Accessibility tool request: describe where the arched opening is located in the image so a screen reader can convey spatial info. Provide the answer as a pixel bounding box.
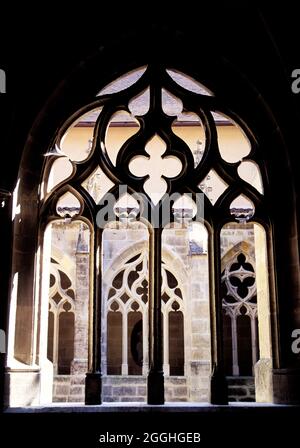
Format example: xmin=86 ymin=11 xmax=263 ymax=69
xmin=220 ymin=222 xmax=272 ymax=402
xmin=5 ymin=30 xmax=286 ymax=407
xmin=103 ymin=241 xmax=191 ymax=402
xmin=40 ymin=221 xmax=91 ymax=402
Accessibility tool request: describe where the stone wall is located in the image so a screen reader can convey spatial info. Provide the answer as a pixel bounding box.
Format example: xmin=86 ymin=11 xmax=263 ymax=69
xmin=52 ymin=375 xmax=255 ymax=403
xmin=80 ymin=372 xmax=253 ymax=404
xmin=53 ymin=375 xmax=72 ymax=402
xmin=227 ymin=377 xmax=255 ymax=402
xmin=53 ymin=373 xmax=86 ymax=403
xmin=53 ymin=375 xmax=190 ymax=403
xmin=188 ymin=253 xmax=210 ymax=402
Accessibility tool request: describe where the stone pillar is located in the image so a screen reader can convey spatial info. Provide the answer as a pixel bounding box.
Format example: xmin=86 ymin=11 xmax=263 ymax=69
xmin=163 ymin=312 xmax=170 ymax=376
xmin=188 ymin=254 xmax=211 ymax=402
xmin=147 ymin=227 xmax=164 ymax=404
xmin=121 ymin=313 xmax=128 ymax=375
xmin=39 ymin=224 xmax=54 ymax=404
xmin=68 ymin=225 xmax=89 ymax=402
xmin=72 ymin=226 xmax=89 ymax=376
xmin=231 ymin=317 xmax=239 ymax=375
xmin=5 ymin=175 xmax=42 ymax=406
xmin=85 ymin=228 xmax=102 ymax=404
xmin=269 ymin=172 xmax=300 ymax=404
xmin=272 ymin=368 xmax=300 ymax=404
xmin=209 ymin=228 xmax=228 ymax=404
xmin=254 ymin=224 xmax=274 ymax=402
xmin=0 ymin=189 xmax=12 ymax=410
xmin=11 ymin=179 xmax=39 ymax=366
xmin=142 ymin=310 xmax=149 ymax=375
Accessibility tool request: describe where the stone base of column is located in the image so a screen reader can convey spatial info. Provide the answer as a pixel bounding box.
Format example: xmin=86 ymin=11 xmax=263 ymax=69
xmin=4 ymin=368 xmax=41 ymax=406
xmin=85 ymin=372 xmax=102 ymax=405
xmin=254 ymin=358 xmax=273 ymax=402
xmin=210 ymin=365 xmax=228 ymax=404
xmin=189 ymin=361 xmax=210 ymax=402
xmin=272 ymin=367 xmax=300 ymax=404
xmin=147 ymin=370 xmax=164 ymax=404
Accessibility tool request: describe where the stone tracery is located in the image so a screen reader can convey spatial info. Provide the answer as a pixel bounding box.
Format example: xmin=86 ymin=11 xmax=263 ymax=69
xmin=222 ymin=251 xmax=258 ymax=376
xmin=106 ymin=250 xmax=184 ymax=377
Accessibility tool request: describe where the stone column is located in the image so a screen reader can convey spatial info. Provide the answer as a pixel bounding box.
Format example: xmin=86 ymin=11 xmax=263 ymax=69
xmin=254 ymin=224 xmax=274 ymax=402
xmin=147 ymin=227 xmax=164 ymax=404
xmin=121 ymin=313 xmax=128 ymax=375
xmin=5 ymin=177 xmax=42 ymax=406
xmin=0 ymin=189 xmax=12 ymax=410
xmin=209 ymin=227 xmax=228 ymax=404
xmin=69 ymin=225 xmax=90 ymax=402
xmin=85 ymin=228 xmax=102 ymax=404
xmin=163 ymin=312 xmax=170 ymax=376
xmin=231 ymin=317 xmax=239 ymax=375
xmin=142 ymin=310 xmax=149 ymax=375
xmin=39 ymin=224 xmax=54 ymax=404
xmin=72 ymin=226 xmax=89 ymax=377
xmin=267 ymin=165 xmax=300 ymax=404
xmin=188 ymin=253 xmax=211 ymax=402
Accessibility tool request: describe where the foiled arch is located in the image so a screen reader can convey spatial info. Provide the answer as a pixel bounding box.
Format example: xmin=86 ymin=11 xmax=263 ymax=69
xmin=221 ymin=241 xmax=255 ymax=273
xmin=104 ymin=239 xmax=189 ymax=297
xmin=104 ymin=240 xmax=147 ymax=287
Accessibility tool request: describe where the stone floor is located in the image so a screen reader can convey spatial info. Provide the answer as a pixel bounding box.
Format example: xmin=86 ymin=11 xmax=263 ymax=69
xmin=3 ymin=403 xmax=299 ymax=447
xmin=5 ymin=402 xmax=300 ymax=412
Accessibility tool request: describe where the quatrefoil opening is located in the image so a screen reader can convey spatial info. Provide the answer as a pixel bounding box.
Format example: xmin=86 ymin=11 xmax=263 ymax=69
xmin=129 ymin=135 xmax=182 ymax=205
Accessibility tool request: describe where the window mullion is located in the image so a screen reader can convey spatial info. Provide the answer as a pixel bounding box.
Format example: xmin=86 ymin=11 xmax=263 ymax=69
xmin=147 ymin=226 xmax=164 ymax=404
xmin=85 ymin=226 xmax=102 ymax=404
xmin=210 ymin=226 xmax=228 ymax=404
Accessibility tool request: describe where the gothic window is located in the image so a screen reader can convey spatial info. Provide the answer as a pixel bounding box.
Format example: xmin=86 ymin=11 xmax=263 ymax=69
xmin=43 ymin=219 xmax=90 ymax=401
xmin=40 ymin=63 xmax=272 ymax=405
